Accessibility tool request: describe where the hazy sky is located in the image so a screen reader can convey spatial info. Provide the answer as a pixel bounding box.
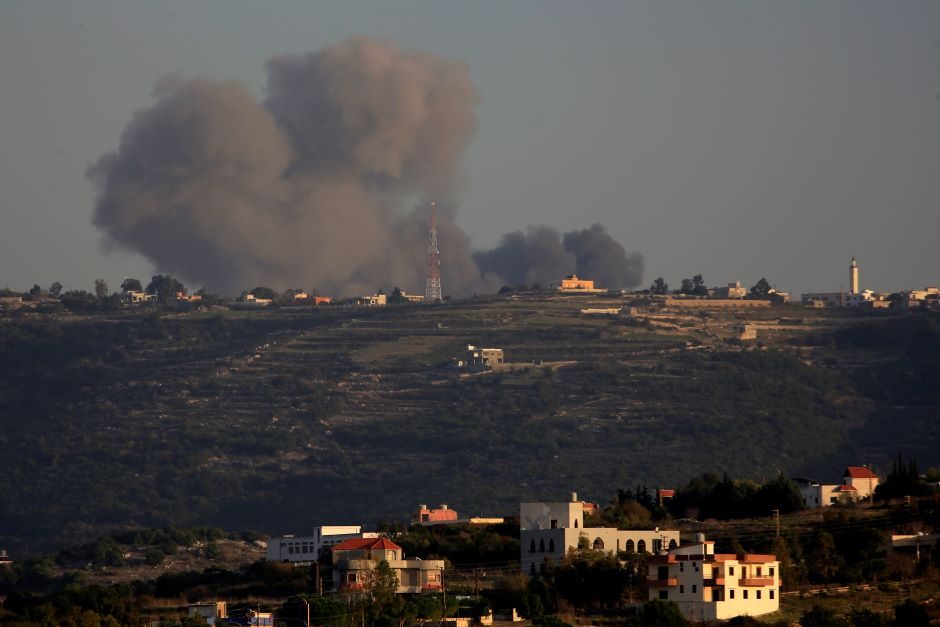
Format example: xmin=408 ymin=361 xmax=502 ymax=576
xmin=2 ymin=1 xmax=938 ymax=295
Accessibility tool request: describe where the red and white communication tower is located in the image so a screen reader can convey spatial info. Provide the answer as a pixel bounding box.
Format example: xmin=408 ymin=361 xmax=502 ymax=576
xmin=425 ymin=202 xmax=442 ymax=303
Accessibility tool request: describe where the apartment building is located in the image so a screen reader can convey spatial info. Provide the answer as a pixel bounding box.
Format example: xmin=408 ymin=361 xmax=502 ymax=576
xmin=647 ymin=536 xmax=780 ymax=621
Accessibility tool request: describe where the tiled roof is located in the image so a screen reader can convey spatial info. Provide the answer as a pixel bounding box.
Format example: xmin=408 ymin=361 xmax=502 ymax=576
xmin=845 ymin=466 xmax=878 ymax=479
xmin=836 ymin=484 xmax=858 ymax=492
xmin=332 ymin=537 xmax=401 ymax=552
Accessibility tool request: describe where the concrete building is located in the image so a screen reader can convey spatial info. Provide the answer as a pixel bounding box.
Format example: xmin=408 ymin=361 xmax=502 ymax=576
xmin=793 ymin=466 xmax=879 ymax=508
xmin=801 ymin=291 xmax=844 ymax=308
xmin=732 ymin=324 xmax=757 ymax=341
xmin=266 ymin=525 xmax=379 ymax=563
xmin=716 ymin=282 xmax=748 ymax=299
xmin=648 ymin=536 xmax=780 ymax=621
xmin=520 ymin=492 xmax=679 ymax=574
xmin=188 ymin=602 xmax=227 ymax=623
xmin=332 ymin=537 xmax=445 ymax=594
xmin=557 ymin=275 xmax=605 ymax=293
xmin=458 ymin=345 xmax=504 ymax=371
xmin=414 ymin=504 xmax=459 ymax=524
xmin=359 ymin=293 xmax=387 ymax=306
xmin=123 ymin=290 xmax=157 ymax=304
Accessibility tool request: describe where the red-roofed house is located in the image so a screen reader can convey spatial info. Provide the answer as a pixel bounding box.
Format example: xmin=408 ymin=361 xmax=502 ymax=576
xmin=332 ymin=537 xmax=445 ymax=594
xmin=843 ymin=466 xmax=879 ymax=501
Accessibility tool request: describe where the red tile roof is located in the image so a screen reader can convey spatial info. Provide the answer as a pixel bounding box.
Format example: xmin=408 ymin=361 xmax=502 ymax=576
xmin=845 ymin=466 xmax=878 ymax=479
xmin=836 ymin=484 xmax=858 ymax=492
xmin=332 ymin=537 xmax=401 ymax=552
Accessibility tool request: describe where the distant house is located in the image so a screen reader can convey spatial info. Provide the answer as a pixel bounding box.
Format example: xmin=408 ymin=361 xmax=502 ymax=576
xmin=520 ymin=492 xmax=679 ymax=575
xmin=358 ymin=293 xmax=387 ymax=306
xmin=716 ymin=282 xmax=748 ymax=299
xmin=412 ymin=504 xmax=505 ymax=527
xmin=266 ymin=525 xmax=379 ymax=563
xmin=793 ymin=466 xmax=879 ymax=508
xmin=331 ymin=537 xmax=445 ymax=594
xmin=175 ymin=291 xmax=202 ymax=303
xmin=0 ymin=549 xmax=12 ymax=565
xmin=732 ymin=324 xmax=757 ymax=341
xmin=558 ymin=275 xmax=605 ymax=293
xmin=188 ymin=602 xmax=227 ymax=623
xmin=458 ymin=345 xmax=504 ymax=371
xmin=648 ymin=535 xmax=780 ymax=621
xmin=123 ymin=290 xmax=156 ymax=304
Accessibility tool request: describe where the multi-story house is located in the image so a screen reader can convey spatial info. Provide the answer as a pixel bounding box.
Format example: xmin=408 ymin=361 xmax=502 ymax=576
xmin=647 ymin=536 xmax=780 ymax=621
xmin=332 ymin=537 xmax=445 ymax=594
xmin=520 ymin=492 xmax=679 ymax=574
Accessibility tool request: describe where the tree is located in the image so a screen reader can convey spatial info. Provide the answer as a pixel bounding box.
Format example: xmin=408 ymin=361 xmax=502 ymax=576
xmin=807 ymin=530 xmax=842 ymax=584
xmin=121 ymin=278 xmax=142 ymax=293
xmin=649 ymin=277 xmax=669 ymax=295
xmin=388 ymin=287 xmax=407 ymax=304
xmin=146 ymin=275 xmax=186 ymax=304
xmin=750 ymin=277 xmax=772 ymax=298
xmin=679 ymin=278 xmax=694 ymax=294
xmin=848 ymin=608 xmax=886 ymax=627
xmin=48 ymin=281 xmax=63 ymax=297
xmin=891 ymin=599 xmax=928 ymax=627
xmin=629 ymin=599 xmax=688 ymax=627
xmin=28 ymin=284 xmax=42 ymax=297
xmin=692 ymin=274 xmax=707 ymax=295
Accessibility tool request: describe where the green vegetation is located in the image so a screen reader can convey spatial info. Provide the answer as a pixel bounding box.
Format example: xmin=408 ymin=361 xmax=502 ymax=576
xmin=0 ymin=297 xmax=938 ymax=556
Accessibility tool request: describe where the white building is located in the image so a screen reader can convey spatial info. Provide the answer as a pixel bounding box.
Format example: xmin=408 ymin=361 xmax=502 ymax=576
xmin=266 ymin=525 xmax=379 ymax=563
xmin=648 ymin=536 xmax=780 ymax=621
xmin=717 ymin=282 xmax=748 ymax=299
xmin=793 ymin=466 xmax=879 ymax=508
xmin=520 ymin=492 xmax=679 ymax=575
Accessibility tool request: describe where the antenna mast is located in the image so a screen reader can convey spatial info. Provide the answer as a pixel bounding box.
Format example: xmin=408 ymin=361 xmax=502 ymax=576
xmin=425 ymin=202 xmax=442 ymax=303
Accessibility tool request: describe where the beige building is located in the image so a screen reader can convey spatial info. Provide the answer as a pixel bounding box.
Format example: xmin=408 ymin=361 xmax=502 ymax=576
xmin=266 ymin=525 xmax=379 ymax=563
xmin=188 ymin=602 xmax=227 ymax=623
xmin=648 ymin=537 xmax=780 ymax=621
xmin=732 ymin=324 xmax=757 ymax=341
xmin=459 ymin=345 xmax=504 ymax=370
xmin=332 ymin=537 xmax=445 ymax=594
xmin=520 ymin=493 xmax=679 ymax=574
xmin=716 ymin=282 xmax=748 ymax=299
xmin=794 ymin=466 xmax=879 ymax=508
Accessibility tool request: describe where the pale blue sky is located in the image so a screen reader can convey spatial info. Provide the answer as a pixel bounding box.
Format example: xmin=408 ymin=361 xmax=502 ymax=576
xmin=2 ymin=1 xmax=938 ymax=294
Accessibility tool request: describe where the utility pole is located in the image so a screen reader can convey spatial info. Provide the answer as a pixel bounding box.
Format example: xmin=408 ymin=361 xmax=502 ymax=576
xmin=301 ymin=598 xmax=310 ymax=627
xmin=474 ymin=568 xmax=479 ymax=599
xmin=440 ymin=567 xmax=447 ymax=627
xmin=772 ymin=509 xmax=780 ymax=538
xmin=314 ymin=562 xmax=322 ymax=596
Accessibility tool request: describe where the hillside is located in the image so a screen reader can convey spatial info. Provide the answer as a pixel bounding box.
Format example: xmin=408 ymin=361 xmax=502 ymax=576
xmin=1 ymin=296 xmax=938 ymax=551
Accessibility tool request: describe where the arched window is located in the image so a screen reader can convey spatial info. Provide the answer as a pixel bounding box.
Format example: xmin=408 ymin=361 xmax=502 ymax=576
xmin=530 ymin=539 xmax=536 ymax=553
xmin=574 ymin=519 xmax=579 ymax=528
xmin=539 ymin=539 xmax=545 ymax=552
xmin=593 ymin=537 xmax=605 ymax=550
xmin=549 ymin=538 xmax=555 ymax=552
xmin=637 ymin=539 xmax=647 ymax=553
xmin=530 ymin=562 xmax=536 ymax=576
xmin=669 ymin=539 xmax=678 ymax=550
xmin=625 ymin=539 xmax=635 ymax=553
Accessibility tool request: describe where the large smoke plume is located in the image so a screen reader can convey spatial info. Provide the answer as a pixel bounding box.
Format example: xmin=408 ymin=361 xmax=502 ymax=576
xmin=89 ymin=37 xmax=643 ymax=295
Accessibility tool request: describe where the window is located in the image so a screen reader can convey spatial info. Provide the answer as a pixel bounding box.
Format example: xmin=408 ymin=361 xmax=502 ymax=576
xmin=530 ymin=539 xmax=536 ymax=553
xmin=770 ymin=567 xmax=775 ymax=577
xmin=669 ymin=539 xmax=678 ymax=549
xmin=574 ymin=520 xmax=579 ymax=528
xmin=347 ymin=573 xmax=357 ymax=583
xmin=743 ymin=590 xmax=749 ymax=599
xmin=530 ymin=563 xmax=536 ymax=575
xmin=288 ymin=546 xmax=294 ymax=554
xmin=625 ymin=539 xmax=635 ymax=553
xmin=387 ymin=550 xmax=395 ymax=561
xmin=693 ymin=561 xmax=698 ymax=571
xmin=549 ymin=539 xmax=555 ymax=552
xmin=692 ymin=585 xmax=697 ymax=593
xmin=729 ymin=566 xmax=735 ymax=576
xmin=680 ymin=585 xmax=684 ymax=593
xmin=427 ymin=572 xmax=440 ymax=582
xmin=593 ymin=537 xmax=605 ymax=550
xmin=730 ymin=590 xmax=735 ymax=599
xmin=757 ymin=590 xmax=761 ymax=599
xmin=539 ymin=539 xmax=545 ymax=553
xmin=770 ymin=590 xmax=775 ymax=600
xmin=756 ymin=567 xmax=762 ymax=576
xmin=659 ymin=591 xmax=668 ymax=600
xmin=637 ymin=540 xmax=646 ymax=553
xmin=679 ymin=562 xmax=684 ymax=572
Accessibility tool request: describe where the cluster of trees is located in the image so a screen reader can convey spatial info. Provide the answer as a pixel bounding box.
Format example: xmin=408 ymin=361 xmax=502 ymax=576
xmin=666 ymin=473 xmax=804 ymax=520
xmin=647 ymin=275 xmax=773 ymax=297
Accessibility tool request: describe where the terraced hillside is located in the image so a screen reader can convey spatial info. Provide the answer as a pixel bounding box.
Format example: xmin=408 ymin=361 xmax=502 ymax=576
xmin=1 ymin=297 xmax=938 ymax=551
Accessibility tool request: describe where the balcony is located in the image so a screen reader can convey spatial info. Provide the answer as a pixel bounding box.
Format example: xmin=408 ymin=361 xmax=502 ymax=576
xmin=647 ymin=578 xmax=679 ymax=588
xmin=740 ymin=577 xmax=775 ymax=587
xmin=702 ymin=577 xmax=725 ymax=587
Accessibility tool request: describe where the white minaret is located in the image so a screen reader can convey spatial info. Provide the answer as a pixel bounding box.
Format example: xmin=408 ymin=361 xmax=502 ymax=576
xmin=849 ymin=257 xmax=859 ymax=295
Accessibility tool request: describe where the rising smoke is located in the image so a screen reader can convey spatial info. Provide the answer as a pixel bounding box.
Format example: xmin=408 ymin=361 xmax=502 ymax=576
xmin=89 ymin=37 xmax=642 ymax=295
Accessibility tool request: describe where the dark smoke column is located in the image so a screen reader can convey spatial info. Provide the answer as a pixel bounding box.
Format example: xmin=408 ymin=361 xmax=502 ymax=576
xmin=425 ymin=202 xmax=442 ymax=302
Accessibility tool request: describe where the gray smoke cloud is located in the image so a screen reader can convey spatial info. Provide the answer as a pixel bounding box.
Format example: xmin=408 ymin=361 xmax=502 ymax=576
xmin=89 ymin=37 xmax=642 ymax=296
xmin=474 ymin=224 xmax=643 ymax=289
